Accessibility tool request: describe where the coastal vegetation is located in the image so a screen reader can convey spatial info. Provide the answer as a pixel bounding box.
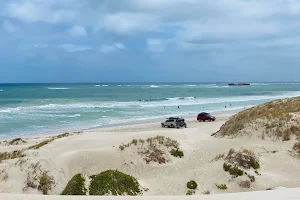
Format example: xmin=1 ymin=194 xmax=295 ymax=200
xmin=216 ymin=184 xmax=227 ymax=190
xmin=186 ymin=180 xmax=197 ymax=195
xmin=9 ymin=138 xmax=27 ymax=145
xmin=89 ymin=170 xmax=142 ymax=196
xmin=61 ymin=174 xmax=87 ymax=195
xmin=170 ymin=149 xmax=184 ymax=158
xmin=225 ymin=149 xmax=260 ymax=170
xmin=211 ymin=153 xmax=225 ymax=162
xmin=214 ymin=97 xmax=300 ymax=141
xmin=187 ymin=180 xmax=198 ymax=189
xmin=0 ymin=132 xmax=82 ymax=163
xmin=186 ymin=190 xmax=195 ymax=195
xmin=222 ymin=149 xmax=259 ymax=184
xmin=119 ymin=136 xmax=184 ymax=164
xmin=293 ymin=142 xmax=300 ymax=157
xmin=24 ymin=162 xmax=55 ymax=195
xmin=239 ymin=180 xmax=251 ymax=188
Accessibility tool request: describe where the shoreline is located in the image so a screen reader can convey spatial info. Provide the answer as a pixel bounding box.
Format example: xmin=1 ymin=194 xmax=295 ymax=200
xmin=0 ymin=98 xmax=300 ymax=196
xmin=0 ymin=108 xmax=243 ymax=141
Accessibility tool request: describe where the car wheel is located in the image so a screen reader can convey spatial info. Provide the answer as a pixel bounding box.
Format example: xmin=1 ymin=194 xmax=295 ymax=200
xmin=170 ymin=125 xmax=174 ymax=128
xmin=177 ymin=126 xmax=179 ymax=129
xmin=185 ymin=125 xmax=187 ymax=128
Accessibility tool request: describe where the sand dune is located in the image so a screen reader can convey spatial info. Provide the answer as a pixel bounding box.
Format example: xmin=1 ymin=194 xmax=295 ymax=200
xmin=0 ymin=111 xmax=300 ymax=197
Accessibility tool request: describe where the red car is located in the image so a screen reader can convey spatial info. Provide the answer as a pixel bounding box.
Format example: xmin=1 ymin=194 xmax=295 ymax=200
xmin=197 ymin=112 xmax=216 ymax=122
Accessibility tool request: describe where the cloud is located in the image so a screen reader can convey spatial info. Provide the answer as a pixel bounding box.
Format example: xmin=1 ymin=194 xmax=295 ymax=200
xmin=101 ymin=12 xmax=159 ymax=35
xmin=58 ymin=44 xmax=91 ymax=52
xmin=147 ymin=39 xmax=165 ymax=52
xmin=3 ymin=0 xmax=77 ymax=23
xmin=68 ymin=25 xmax=87 ymax=37
xmin=33 ymin=44 xmax=48 ymax=48
xmin=2 ymin=0 xmax=300 ymax=82
xmin=2 ymin=20 xmax=19 ymax=33
xmin=100 ymin=43 xmax=125 ymax=53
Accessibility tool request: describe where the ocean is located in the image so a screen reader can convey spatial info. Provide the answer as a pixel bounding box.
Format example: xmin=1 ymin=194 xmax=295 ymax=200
xmin=0 ymin=83 xmax=300 ymax=139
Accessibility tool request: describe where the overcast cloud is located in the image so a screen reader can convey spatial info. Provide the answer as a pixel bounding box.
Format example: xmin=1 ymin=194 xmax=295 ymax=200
xmin=0 ymin=0 xmax=300 ymax=82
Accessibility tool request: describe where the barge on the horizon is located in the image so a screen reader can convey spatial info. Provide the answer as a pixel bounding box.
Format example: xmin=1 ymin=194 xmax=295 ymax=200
xmin=228 ymin=83 xmax=251 ymax=86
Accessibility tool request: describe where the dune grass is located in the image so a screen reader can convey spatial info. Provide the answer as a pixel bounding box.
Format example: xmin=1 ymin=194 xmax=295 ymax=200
xmin=119 ymin=136 xmax=183 ymax=164
xmin=0 ymin=132 xmax=81 ymax=163
xmin=293 ymin=142 xmax=300 ymax=157
xmin=239 ymin=180 xmax=251 ymax=188
xmin=214 ymin=97 xmax=300 ymax=140
xmin=9 ymin=138 xmax=26 ymax=145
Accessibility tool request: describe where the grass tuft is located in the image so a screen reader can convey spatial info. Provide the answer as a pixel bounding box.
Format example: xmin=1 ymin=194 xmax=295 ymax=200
xmin=186 ymin=190 xmax=195 ymax=195
xmin=293 ymin=142 xmax=300 ymax=157
xmin=29 ymin=139 xmax=55 ymax=150
xmin=248 ymin=175 xmax=255 ymax=182
xmin=9 ymin=138 xmax=26 ymax=145
xmin=239 ymin=180 xmax=251 ymax=188
xmin=38 ymin=171 xmax=55 ymax=195
xmin=216 ymin=184 xmax=227 ymax=190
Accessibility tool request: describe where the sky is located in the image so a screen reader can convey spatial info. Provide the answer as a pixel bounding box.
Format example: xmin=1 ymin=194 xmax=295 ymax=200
xmin=1 ymin=0 xmax=300 ymax=83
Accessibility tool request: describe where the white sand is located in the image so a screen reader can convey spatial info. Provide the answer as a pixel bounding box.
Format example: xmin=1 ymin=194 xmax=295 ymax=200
xmin=0 ymin=114 xmax=300 ymax=197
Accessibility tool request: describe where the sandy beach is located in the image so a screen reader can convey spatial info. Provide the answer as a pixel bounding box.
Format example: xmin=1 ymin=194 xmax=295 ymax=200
xmin=0 ymin=108 xmax=300 ymax=197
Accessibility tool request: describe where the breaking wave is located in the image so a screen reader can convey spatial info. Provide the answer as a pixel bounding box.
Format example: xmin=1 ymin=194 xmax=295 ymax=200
xmin=47 ymin=87 xmax=69 ymax=90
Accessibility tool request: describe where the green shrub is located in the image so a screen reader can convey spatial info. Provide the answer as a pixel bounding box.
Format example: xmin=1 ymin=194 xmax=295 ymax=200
xmin=119 ymin=145 xmax=125 ymax=151
xmin=223 ymin=163 xmax=231 ymax=171
xmin=216 ymin=184 xmax=227 ymax=190
xmin=61 ymin=174 xmax=87 ymax=195
xmin=254 ymin=170 xmax=262 ymax=175
xmin=89 ymin=170 xmax=142 ymax=196
xmin=131 ymin=139 xmax=138 ymax=145
xmin=186 ymin=180 xmax=197 ymax=190
xmin=170 ymin=149 xmax=184 ymax=158
xmin=229 ymin=167 xmax=244 ymax=177
xmin=248 ymin=175 xmax=255 ymax=182
xmin=186 ymin=190 xmax=195 ymax=195
xmin=250 ymin=159 xmax=260 ymax=169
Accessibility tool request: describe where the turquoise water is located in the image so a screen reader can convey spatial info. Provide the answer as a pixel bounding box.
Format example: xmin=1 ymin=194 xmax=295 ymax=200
xmin=0 ymin=83 xmax=300 ymax=138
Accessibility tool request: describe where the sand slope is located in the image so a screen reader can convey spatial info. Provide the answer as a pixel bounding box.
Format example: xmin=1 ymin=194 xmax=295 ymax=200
xmin=0 ymin=115 xmax=300 ymax=196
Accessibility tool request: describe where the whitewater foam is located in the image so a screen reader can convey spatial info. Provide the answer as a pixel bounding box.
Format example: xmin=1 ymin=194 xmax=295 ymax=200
xmin=149 ymin=85 xmax=159 ymax=88
xmin=0 ymin=89 xmax=3 ymax=92
xmin=95 ymin=85 xmax=101 ymax=87
xmin=251 ymin=83 xmax=270 ymax=86
xmin=47 ymin=87 xmax=69 ymax=90
xmin=102 ymin=85 xmax=108 ymax=87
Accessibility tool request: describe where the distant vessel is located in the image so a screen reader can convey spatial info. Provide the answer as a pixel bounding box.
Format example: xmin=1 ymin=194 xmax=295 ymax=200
xmin=228 ymin=83 xmax=251 ymax=86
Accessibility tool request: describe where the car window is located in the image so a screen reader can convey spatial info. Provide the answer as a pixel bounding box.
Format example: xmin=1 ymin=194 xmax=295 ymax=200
xmin=166 ymin=120 xmax=174 ymax=122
